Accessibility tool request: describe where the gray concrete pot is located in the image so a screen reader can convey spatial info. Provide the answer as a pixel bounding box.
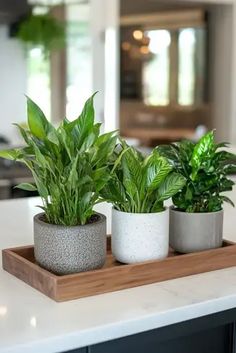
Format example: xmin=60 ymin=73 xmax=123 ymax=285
xmin=34 ymin=212 xmax=106 ymax=275
xmin=170 ymin=207 xmax=223 ymax=253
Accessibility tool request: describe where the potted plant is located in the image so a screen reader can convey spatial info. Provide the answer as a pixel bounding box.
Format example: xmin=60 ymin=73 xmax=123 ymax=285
xmin=158 ymin=131 xmax=236 ymax=253
xmin=15 ymin=11 xmax=65 ymax=56
xmin=0 ymin=94 xmax=117 ymax=274
xmin=100 ymin=141 xmax=186 ymax=263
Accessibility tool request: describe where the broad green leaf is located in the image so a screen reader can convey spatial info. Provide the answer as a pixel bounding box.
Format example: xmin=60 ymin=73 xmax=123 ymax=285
xmin=102 ymin=177 xmax=126 ymax=204
xmin=93 ymin=134 xmax=118 ymax=167
xmin=66 ymin=93 xmax=96 ymax=139
xmin=151 ymin=200 xmax=165 ymax=213
xmin=96 ymin=130 xmax=117 ymax=147
xmin=123 ymin=178 xmax=139 ymax=203
xmin=157 ymin=172 xmax=186 ymax=202
xmin=145 ymin=153 xmax=172 ymax=192
xmin=47 ymin=128 xmax=59 ymax=146
xmin=0 ymin=148 xmax=23 ymax=161
xmin=58 ymin=127 xmax=73 ymax=160
xmin=121 ymin=147 xmax=143 ymax=188
xmin=27 ymin=97 xmax=49 ymax=139
xmin=33 ymin=143 xmax=48 ymax=168
xmin=68 ymin=155 xmax=79 ymax=189
xmin=190 ymin=130 xmax=214 ymax=180
xmin=15 ymin=183 xmax=37 ymax=191
xmin=79 ymin=123 xmax=101 ymax=152
xmin=215 ymin=141 xmax=230 ymax=150
xmin=111 ymin=146 xmax=130 ymax=173
xmin=215 ymin=151 xmax=236 ymax=162
xmin=32 ymin=171 xmax=48 ymax=199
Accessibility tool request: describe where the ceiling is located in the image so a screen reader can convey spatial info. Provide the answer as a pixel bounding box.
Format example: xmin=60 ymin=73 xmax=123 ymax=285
xmin=0 ymin=0 xmax=29 ymax=24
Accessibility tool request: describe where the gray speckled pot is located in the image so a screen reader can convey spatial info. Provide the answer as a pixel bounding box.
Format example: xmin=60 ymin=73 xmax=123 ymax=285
xmin=34 ymin=212 xmax=106 ymax=275
xmin=170 ymin=207 xmax=223 ymax=253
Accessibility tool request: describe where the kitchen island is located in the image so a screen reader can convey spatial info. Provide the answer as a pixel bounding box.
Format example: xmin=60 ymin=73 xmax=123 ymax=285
xmin=1 ymin=195 xmax=236 ymax=353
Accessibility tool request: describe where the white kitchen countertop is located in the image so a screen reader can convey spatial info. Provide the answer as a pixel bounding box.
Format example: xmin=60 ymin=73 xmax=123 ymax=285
xmin=1 ymin=190 xmax=236 ymax=353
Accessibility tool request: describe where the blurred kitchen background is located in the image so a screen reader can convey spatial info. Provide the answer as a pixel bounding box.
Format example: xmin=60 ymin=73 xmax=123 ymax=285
xmin=0 ymin=0 xmax=236 ymax=199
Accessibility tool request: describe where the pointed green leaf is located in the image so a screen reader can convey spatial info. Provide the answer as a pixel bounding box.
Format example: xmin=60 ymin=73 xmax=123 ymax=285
xmin=0 ymin=149 xmax=23 ymax=161
xmin=27 ymin=97 xmax=49 ymax=139
xmin=190 ymin=131 xmax=214 ymax=180
xmin=47 ymin=128 xmax=59 ymax=146
xmin=145 ymin=152 xmax=172 ymax=192
xmin=15 ymin=183 xmax=37 ymax=191
xmin=67 ymin=93 xmax=96 ymax=134
xmin=221 ymin=195 xmax=235 ymax=207
xmin=121 ymin=147 xmax=143 ymax=188
xmin=13 ymin=123 xmax=30 ymax=144
xmin=157 ymin=172 xmax=186 ymax=202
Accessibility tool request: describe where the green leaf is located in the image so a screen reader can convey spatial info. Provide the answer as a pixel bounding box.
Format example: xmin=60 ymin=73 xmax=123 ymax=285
xmin=157 ymin=172 xmax=186 ymax=202
xmin=215 ymin=142 xmax=230 ymax=150
xmin=13 ymin=123 xmax=30 ymax=144
xmin=15 ymin=183 xmax=37 ymax=191
xmin=151 ymin=199 xmax=164 ymax=213
xmin=92 ymin=132 xmax=118 ymax=167
xmin=121 ymin=147 xmax=143 ymax=189
xmin=32 ymin=171 xmax=48 ymax=199
xmin=111 ymin=145 xmax=130 ymax=173
xmin=123 ymin=178 xmax=139 ymax=204
xmin=190 ymin=130 xmax=214 ymax=180
xmin=221 ymin=195 xmax=235 ymax=207
xmin=96 ymin=130 xmax=117 ymax=147
xmin=67 ymin=155 xmax=79 ymax=189
xmin=145 ymin=152 xmax=172 ymax=192
xmin=0 ymin=148 xmax=23 ymax=161
xmin=47 ymin=128 xmax=59 ymax=146
xmin=66 ymin=93 xmax=96 ymax=137
xmin=27 ymin=97 xmax=49 ymax=139
xmin=100 ymin=177 xmax=126 ymax=205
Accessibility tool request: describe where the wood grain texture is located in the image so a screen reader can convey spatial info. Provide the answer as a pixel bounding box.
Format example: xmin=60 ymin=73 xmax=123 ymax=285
xmin=2 ymin=238 xmax=236 ymax=302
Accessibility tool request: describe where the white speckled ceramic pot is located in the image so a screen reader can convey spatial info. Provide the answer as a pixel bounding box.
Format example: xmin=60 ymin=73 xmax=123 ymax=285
xmin=170 ymin=207 xmax=223 ymax=253
xmin=34 ymin=212 xmax=106 ymax=275
xmin=112 ymin=208 xmax=169 ymax=264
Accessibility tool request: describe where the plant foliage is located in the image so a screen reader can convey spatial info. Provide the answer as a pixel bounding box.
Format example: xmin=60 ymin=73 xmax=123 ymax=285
xmin=0 ymin=94 xmax=117 ymax=226
xmin=100 ymin=141 xmax=186 ymax=213
xmin=158 ymin=131 xmax=236 ymax=212
xmin=16 ymin=13 xmax=65 ymax=55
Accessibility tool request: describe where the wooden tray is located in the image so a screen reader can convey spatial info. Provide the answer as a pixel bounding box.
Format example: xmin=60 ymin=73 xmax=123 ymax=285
xmin=2 ymin=238 xmax=236 ymax=302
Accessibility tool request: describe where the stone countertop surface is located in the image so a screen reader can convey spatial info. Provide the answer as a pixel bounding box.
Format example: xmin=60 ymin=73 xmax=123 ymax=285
xmin=0 ymin=189 xmax=236 ymax=353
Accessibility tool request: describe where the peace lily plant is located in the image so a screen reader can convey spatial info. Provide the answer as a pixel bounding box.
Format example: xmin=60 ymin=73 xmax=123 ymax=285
xmin=101 ymin=141 xmax=186 ymax=263
xmin=3 ymin=93 xmax=233 ymax=270
xmin=159 ymin=131 xmax=236 ymax=253
xmin=0 ymin=94 xmax=117 ymax=274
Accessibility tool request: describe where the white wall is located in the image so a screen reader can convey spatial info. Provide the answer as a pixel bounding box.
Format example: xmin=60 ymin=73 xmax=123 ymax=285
xmin=209 ymin=4 xmax=233 ymax=141
xmin=90 ymin=0 xmax=120 ymax=131
xmin=204 ymin=0 xmax=236 ymax=144
xmin=229 ymin=3 xmax=236 ymax=143
xmin=0 ymin=25 xmax=27 ymax=144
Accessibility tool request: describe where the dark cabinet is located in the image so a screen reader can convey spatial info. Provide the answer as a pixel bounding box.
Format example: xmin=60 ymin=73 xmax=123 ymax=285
xmin=90 ymin=325 xmax=232 ymax=353
xmin=66 ymin=309 xmax=236 ymax=353
xmin=64 ymin=349 xmax=86 ymax=353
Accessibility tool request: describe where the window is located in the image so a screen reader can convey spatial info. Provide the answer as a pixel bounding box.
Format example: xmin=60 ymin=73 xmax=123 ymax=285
xmin=27 ymin=2 xmax=92 ymax=122
xmin=27 ymin=48 xmax=51 ymax=118
xmin=120 ymin=11 xmax=207 ymax=107
xmin=143 ymin=30 xmax=171 ymax=106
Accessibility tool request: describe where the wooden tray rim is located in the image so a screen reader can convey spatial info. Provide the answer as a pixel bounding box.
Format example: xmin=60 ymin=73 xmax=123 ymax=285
xmin=2 ymin=238 xmax=236 ymax=280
